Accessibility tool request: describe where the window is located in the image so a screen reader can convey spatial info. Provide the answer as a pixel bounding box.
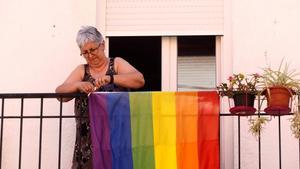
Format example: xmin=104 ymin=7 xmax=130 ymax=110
xmin=109 ymin=37 xmax=162 ymax=91
xmin=177 ymin=36 xmax=216 ymax=91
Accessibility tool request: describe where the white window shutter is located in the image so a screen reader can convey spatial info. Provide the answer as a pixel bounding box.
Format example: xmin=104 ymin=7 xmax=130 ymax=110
xmin=177 ymin=56 xmax=216 ymax=91
xmin=105 ymin=0 xmax=224 ymax=36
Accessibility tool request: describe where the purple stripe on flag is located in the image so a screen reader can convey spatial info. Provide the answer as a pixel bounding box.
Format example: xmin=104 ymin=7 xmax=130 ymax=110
xmin=89 ymin=93 xmax=112 ymax=169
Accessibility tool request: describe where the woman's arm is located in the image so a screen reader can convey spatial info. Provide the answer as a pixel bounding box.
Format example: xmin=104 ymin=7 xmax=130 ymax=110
xmin=113 ymin=57 xmax=145 ymax=89
xmin=55 ymin=65 xmax=94 ymax=102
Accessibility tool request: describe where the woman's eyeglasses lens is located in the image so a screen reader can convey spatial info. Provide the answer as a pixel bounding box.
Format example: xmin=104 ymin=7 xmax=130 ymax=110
xmin=80 ymin=44 xmax=101 ymax=57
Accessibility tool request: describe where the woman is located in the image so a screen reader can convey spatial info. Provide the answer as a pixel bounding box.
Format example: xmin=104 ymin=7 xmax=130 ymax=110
xmin=55 ymin=26 xmax=145 ymax=169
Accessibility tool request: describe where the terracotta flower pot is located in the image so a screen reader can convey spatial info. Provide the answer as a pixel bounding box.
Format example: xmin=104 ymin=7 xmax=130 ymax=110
xmin=266 ymin=87 xmax=292 ymax=107
xmin=264 ymin=86 xmax=292 ymax=115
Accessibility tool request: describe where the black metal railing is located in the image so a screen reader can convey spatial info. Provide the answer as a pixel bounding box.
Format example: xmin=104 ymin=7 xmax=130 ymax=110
xmin=219 ymin=114 xmax=300 ymax=169
xmin=220 ymin=91 xmax=300 ymax=169
xmin=0 ymin=93 xmax=87 ymax=169
xmin=0 ymin=93 xmax=299 ymax=169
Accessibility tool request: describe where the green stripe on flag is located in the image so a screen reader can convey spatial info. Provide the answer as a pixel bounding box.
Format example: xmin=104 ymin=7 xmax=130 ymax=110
xmin=129 ymin=92 xmax=155 ymax=169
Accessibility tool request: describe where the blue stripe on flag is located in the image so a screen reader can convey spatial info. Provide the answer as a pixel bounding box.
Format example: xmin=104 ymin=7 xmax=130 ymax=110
xmin=107 ymin=92 xmax=134 ymax=169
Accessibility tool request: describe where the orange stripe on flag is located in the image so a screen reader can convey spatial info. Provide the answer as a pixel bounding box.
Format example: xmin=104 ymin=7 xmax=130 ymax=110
xmin=176 ymin=92 xmax=199 ymax=169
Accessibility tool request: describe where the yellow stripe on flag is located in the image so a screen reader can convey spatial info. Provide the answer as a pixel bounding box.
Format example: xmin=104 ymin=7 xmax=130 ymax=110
xmin=152 ymin=92 xmax=177 ymax=169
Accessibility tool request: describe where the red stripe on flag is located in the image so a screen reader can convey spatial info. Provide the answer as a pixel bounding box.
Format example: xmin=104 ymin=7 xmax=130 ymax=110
xmin=197 ymin=91 xmax=220 ymax=169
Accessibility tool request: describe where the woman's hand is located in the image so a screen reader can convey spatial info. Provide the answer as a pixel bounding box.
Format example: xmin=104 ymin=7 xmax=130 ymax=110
xmin=94 ymin=75 xmax=111 ymax=89
xmin=77 ymin=81 xmax=95 ymax=94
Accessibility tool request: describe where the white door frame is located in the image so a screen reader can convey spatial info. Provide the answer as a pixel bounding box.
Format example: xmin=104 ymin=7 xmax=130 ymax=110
xmin=161 ymin=37 xmax=177 ymax=91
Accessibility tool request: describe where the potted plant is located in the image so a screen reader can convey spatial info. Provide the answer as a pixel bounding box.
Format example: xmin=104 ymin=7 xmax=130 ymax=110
xmin=260 ymin=60 xmax=300 ymax=115
xmin=217 ymin=73 xmax=261 ymax=115
xmin=290 ymin=111 xmax=300 ymax=139
xmin=248 ymin=116 xmax=269 ymax=137
xmin=290 ymin=96 xmax=300 ymax=139
xmin=247 ymin=90 xmax=300 ymax=139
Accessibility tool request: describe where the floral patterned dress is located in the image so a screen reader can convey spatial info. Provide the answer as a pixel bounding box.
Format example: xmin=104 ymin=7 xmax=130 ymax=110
xmin=72 ymin=58 xmax=127 ymax=169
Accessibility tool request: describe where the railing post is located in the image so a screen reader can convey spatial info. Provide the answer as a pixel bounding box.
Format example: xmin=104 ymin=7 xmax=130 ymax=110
xmin=58 ymin=98 xmax=63 ymax=169
xmin=257 ymin=95 xmax=261 ymax=169
xmin=38 ymin=98 xmax=44 ymax=169
xmin=258 ymin=128 xmax=261 ymax=169
xmin=18 ymin=98 xmax=24 ymax=169
xmin=0 ymin=98 xmax=5 ymax=169
xmin=278 ymin=116 xmax=282 ymax=169
xmin=238 ymin=116 xmax=241 ymax=169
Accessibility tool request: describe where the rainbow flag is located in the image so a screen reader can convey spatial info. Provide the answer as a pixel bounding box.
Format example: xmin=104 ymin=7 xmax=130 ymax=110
xmin=88 ymin=91 xmax=219 ymax=169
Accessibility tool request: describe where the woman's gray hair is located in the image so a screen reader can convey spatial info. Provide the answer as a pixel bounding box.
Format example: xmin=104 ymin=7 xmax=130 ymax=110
xmin=76 ymin=26 xmax=104 ymax=47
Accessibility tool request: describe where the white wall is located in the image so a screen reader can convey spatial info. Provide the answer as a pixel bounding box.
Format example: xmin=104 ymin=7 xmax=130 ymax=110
xmin=0 ymin=0 xmax=96 ymax=168
xmin=229 ymin=0 xmax=300 ymax=169
xmin=232 ymin=0 xmax=300 ymax=73
xmin=0 ymin=0 xmax=96 ymax=93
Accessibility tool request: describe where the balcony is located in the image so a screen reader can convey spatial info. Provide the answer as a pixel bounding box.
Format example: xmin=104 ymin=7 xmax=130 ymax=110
xmin=0 ymin=93 xmax=299 ymax=169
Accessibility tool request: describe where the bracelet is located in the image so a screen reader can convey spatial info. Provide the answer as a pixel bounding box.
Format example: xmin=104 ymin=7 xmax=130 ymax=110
xmin=109 ymin=74 xmax=114 ymax=84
